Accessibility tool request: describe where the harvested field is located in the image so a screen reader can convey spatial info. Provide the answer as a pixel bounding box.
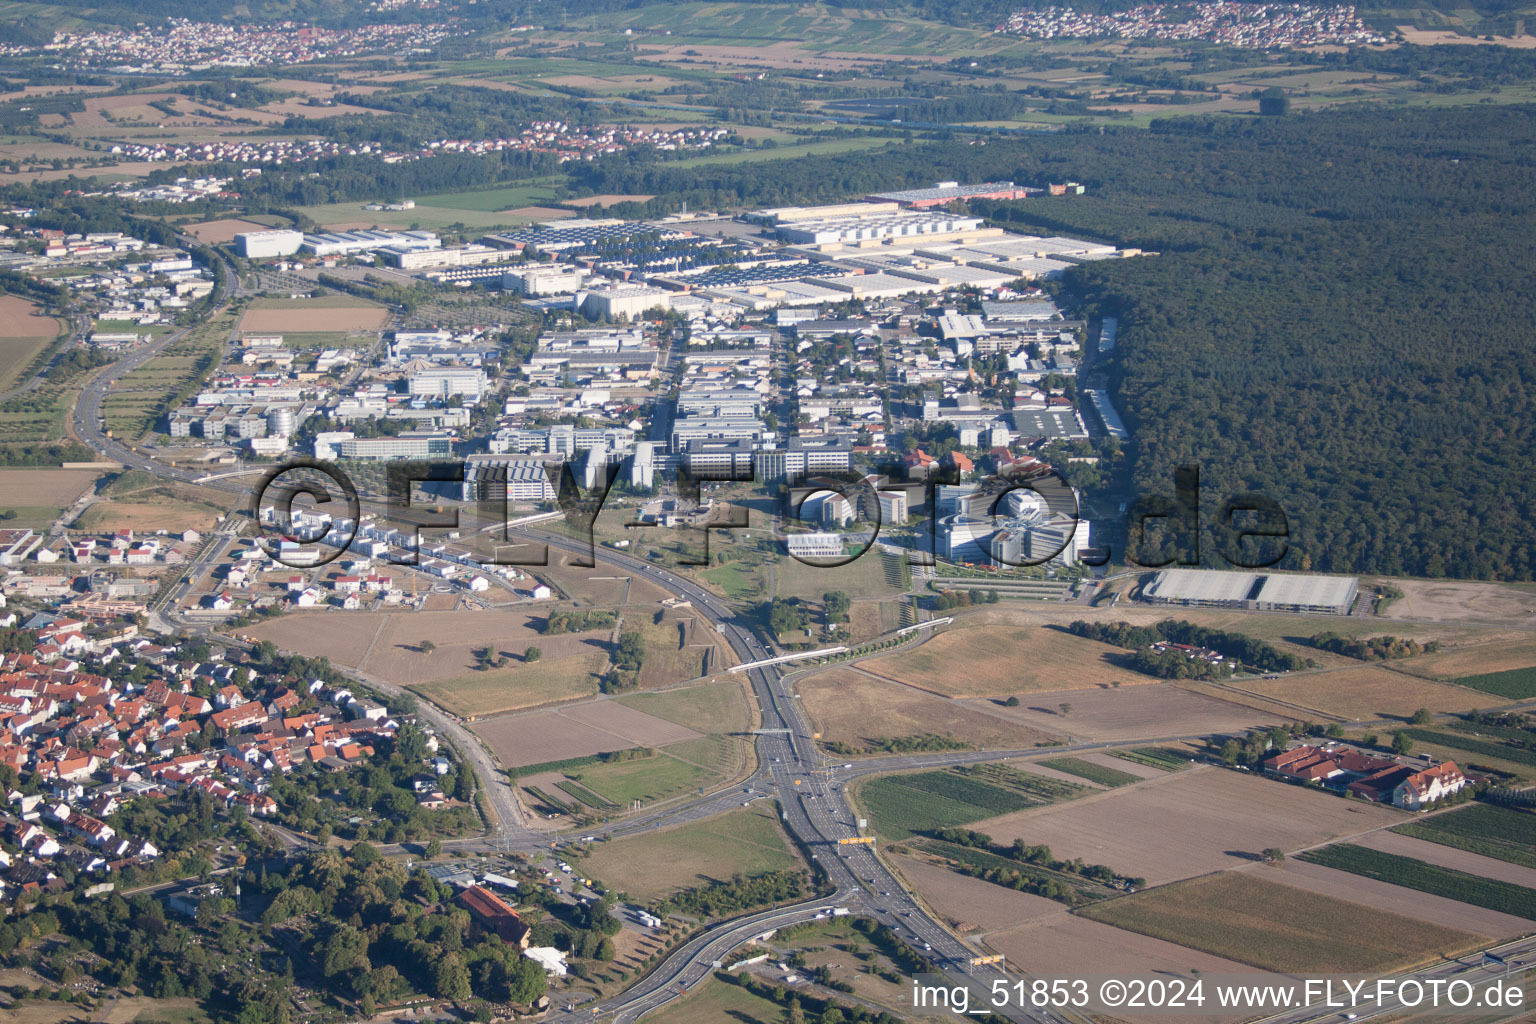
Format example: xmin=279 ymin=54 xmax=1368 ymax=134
xmin=1083 ymin=871 xmax=1488 ymax=973
xmin=186 ymin=217 xmax=271 ymax=243
xmin=887 ymin=851 xmax=1060 ymax=932
xmin=1395 ymin=638 xmax=1536 ymax=679
xmin=859 ymin=624 xmax=1134 ymax=696
xmin=413 ymin=652 xmax=608 ymax=715
xmin=239 ymin=298 xmax=388 ymax=334
xmin=505 ymin=205 xmax=573 ymax=219
xmin=1354 ymin=829 xmax=1536 ymax=890
xmin=798 ymin=668 xmax=1061 ymax=753
xmin=580 ymin=805 xmax=801 ymax=901
xmin=1381 ymin=579 xmax=1536 ymax=625
xmin=969 ymin=767 xmax=1406 ymax=884
xmin=473 ymin=699 xmax=704 ymax=768
xmin=0 ymin=468 xmax=102 ymax=507
xmin=0 ymin=295 xmax=61 ymax=339
xmin=1269 ymin=858 xmax=1534 ymax=938
xmin=562 ymin=193 xmax=656 ymax=208
xmin=984 ymin=913 xmax=1253 ymax=997
xmin=1237 ymin=665 xmax=1490 ymax=719
xmin=961 ymin=681 xmax=1283 ymax=743
xmin=244 ymin=609 xmax=609 ymax=683
xmin=0 ymin=296 xmax=60 ymax=389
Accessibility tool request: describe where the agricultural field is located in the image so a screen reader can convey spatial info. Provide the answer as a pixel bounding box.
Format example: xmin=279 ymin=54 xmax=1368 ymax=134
xmin=1399 ymin=726 xmax=1536 ymax=770
xmin=796 ymin=668 xmax=1062 ymax=754
xmin=1235 ymin=665 xmax=1492 ymax=719
xmin=1080 ymin=871 xmax=1488 ymax=973
xmin=1353 ymin=829 xmax=1536 ymax=889
xmin=856 ymin=763 xmax=1085 ymax=841
xmin=885 ymin=851 xmax=1061 ymax=933
xmin=413 ymin=652 xmax=609 ymax=716
xmin=967 ymin=767 xmax=1405 ymax=885
xmin=0 ymin=468 xmax=103 ymax=527
xmin=0 ymin=295 xmax=61 ymax=391
xmin=473 ymin=698 xmax=705 ymax=768
xmin=859 ymin=623 xmax=1134 ymax=697
xmin=1107 ymin=746 xmax=1197 ymax=772
xmin=1446 ymin=667 xmax=1536 ymax=700
xmin=569 ymin=741 xmax=722 ymax=806
xmin=1035 ymin=756 xmax=1141 ymax=788
xmin=238 ymin=295 xmax=388 ymax=334
xmin=244 ymin=607 xmax=610 ymax=689
xmin=962 ymin=680 xmax=1284 ymax=744
xmin=1393 ymin=804 xmax=1536 ymax=870
xmin=615 ymin=678 xmax=753 ymax=735
xmin=981 ymin=913 xmax=1254 ymax=991
xmin=579 ymin=806 xmax=801 ymax=901
xmin=1394 ymin=637 xmax=1536 ymax=679
xmin=293 ymin=190 xmax=559 ymax=231
xmin=185 ymin=217 xmax=273 ymax=243
xmin=1300 ymin=843 xmax=1536 ymax=920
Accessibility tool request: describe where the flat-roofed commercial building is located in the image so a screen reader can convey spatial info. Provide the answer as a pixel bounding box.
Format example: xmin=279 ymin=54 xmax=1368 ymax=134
xmin=1142 ymin=568 xmax=1359 ymax=615
xmin=504 ymin=265 xmax=588 ymax=296
xmin=336 ymin=433 xmax=453 ymax=461
xmin=752 ymin=437 xmax=853 ymax=483
xmin=773 ymin=210 xmax=986 ymax=246
xmin=302 ymin=229 xmax=439 ymax=258
xmin=236 ymin=229 xmax=303 ymax=259
xmin=1253 ymin=573 xmax=1360 ymax=615
xmin=408 ymin=368 xmax=488 ymax=401
xmin=1142 ymin=568 xmax=1259 ymax=608
xmin=865 ymin=180 xmax=1037 ymax=208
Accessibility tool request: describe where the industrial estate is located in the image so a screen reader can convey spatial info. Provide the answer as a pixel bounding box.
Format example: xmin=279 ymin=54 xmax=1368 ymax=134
xmin=0 ymin=2 xmax=1534 ymax=1024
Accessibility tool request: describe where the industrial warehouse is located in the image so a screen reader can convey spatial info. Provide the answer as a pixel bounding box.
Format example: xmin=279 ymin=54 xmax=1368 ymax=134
xmin=1141 ymin=568 xmax=1362 ymax=615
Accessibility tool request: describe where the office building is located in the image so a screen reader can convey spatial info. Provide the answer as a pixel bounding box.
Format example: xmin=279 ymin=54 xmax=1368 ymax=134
xmin=236 ymin=229 xmax=303 ymax=259
xmin=408 ymin=368 xmax=489 ymax=402
xmin=336 ymin=434 xmax=452 ymax=461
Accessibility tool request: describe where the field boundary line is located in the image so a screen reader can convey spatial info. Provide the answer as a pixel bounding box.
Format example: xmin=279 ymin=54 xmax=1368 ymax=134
xmin=356 ymin=613 xmax=392 ymax=674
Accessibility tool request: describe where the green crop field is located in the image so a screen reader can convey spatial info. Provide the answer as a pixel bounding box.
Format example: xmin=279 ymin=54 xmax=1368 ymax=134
xmin=581 ymin=805 xmax=801 ymax=902
xmin=1081 ymin=871 xmax=1486 ymax=973
xmin=557 ymin=779 xmax=615 ymax=809
xmin=1037 ymin=757 xmax=1142 ymax=788
xmin=1394 ymin=805 xmax=1536 ymax=871
xmin=617 ymin=679 xmax=751 ymax=735
xmin=956 ymin=762 xmax=1088 ymax=802
xmin=1400 ymin=728 xmax=1536 ymax=768
xmin=1454 ymin=667 xmax=1536 ymax=700
xmin=858 ymin=768 xmax=1036 ymax=840
xmin=1109 ymin=747 xmax=1193 ymax=772
xmin=571 ymin=748 xmax=715 ymax=806
xmin=1300 ymin=843 xmax=1536 ymax=919
xmin=411 ymin=180 xmax=564 ymax=211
